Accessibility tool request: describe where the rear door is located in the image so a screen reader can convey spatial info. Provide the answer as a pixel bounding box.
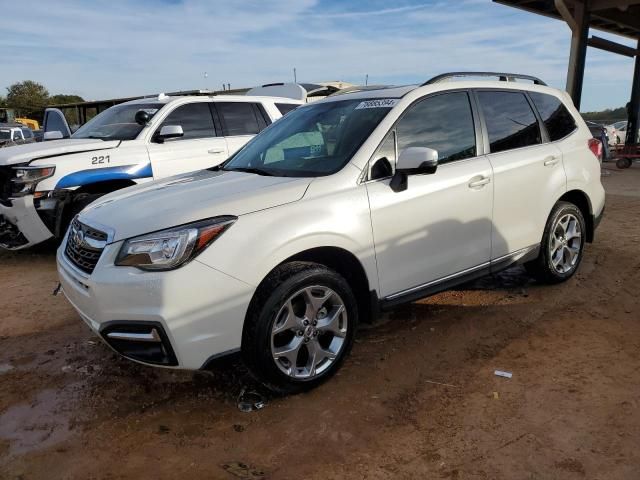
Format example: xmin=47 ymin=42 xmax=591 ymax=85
xmin=216 ymin=102 xmax=270 ymax=156
xmin=476 ymin=90 xmax=566 ymax=262
xmin=366 ymin=91 xmax=494 ymax=299
xmin=147 ymin=102 xmax=228 ymax=179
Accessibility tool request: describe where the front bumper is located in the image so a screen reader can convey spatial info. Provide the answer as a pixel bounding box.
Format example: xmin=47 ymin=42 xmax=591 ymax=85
xmin=56 ymin=238 xmax=255 ymax=370
xmin=0 ymin=195 xmax=53 ymax=249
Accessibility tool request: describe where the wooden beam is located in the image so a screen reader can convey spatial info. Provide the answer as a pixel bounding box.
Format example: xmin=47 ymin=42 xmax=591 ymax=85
xmin=590 ymin=0 xmax=640 ymax=11
xmin=588 ymin=35 xmax=640 ymax=56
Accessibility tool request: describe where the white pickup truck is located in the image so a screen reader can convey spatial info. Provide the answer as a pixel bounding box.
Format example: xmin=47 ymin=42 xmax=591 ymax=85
xmin=0 ymin=93 xmax=301 ymax=249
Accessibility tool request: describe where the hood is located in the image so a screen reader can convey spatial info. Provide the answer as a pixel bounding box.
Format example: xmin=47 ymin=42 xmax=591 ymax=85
xmin=0 ymin=138 xmax=119 ymax=166
xmin=80 ymin=169 xmax=311 ymax=241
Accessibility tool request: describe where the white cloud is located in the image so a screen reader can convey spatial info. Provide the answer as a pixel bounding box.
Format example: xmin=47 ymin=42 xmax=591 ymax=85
xmin=0 ymin=0 xmax=634 ymax=110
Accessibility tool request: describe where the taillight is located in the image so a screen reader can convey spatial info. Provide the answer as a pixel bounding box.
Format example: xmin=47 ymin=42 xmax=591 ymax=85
xmin=588 ymin=138 xmax=603 ymax=161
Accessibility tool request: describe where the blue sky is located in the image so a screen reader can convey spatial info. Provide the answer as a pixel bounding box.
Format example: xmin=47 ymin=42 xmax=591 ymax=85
xmin=0 ymin=0 xmax=637 ymax=111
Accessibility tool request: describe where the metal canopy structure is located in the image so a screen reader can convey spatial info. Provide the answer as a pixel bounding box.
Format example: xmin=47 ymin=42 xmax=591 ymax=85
xmin=494 ymin=0 xmax=640 ymax=144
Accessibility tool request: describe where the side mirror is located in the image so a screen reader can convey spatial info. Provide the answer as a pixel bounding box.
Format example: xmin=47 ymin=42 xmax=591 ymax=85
xmin=156 ymin=125 xmax=184 ymax=143
xmin=43 ymin=131 xmax=64 ymax=141
xmin=135 ymin=110 xmax=151 ymax=126
xmin=390 ymin=147 xmax=439 ymax=192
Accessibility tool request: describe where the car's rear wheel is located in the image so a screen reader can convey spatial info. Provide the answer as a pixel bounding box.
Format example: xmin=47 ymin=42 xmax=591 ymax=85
xmin=616 ymin=157 xmax=632 ymax=169
xmin=525 ymin=201 xmax=586 ymax=284
xmin=242 ymin=262 xmax=357 ymax=394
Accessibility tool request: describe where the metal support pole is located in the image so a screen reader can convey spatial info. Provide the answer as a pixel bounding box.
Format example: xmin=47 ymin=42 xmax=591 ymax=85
xmin=626 ymin=39 xmax=640 ymax=145
xmin=565 ymin=1 xmax=590 ymax=109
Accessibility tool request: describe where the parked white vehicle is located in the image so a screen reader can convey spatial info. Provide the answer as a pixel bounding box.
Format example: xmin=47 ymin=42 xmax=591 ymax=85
xmin=57 ymin=72 xmax=605 ymax=393
xmin=604 ymin=120 xmax=640 ymax=146
xmin=0 ymin=94 xmax=301 ymax=249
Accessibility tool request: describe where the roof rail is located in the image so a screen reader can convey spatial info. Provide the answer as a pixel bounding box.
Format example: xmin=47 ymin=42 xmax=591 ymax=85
xmin=422 ymin=72 xmax=547 ymax=86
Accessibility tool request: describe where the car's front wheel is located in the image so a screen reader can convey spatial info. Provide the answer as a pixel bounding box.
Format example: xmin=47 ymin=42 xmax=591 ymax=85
xmin=242 ymin=262 xmax=358 ymax=394
xmin=525 ymin=201 xmax=586 ymax=284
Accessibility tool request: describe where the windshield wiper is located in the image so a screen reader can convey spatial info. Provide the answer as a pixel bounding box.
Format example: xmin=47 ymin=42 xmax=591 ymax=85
xmin=224 ymin=167 xmax=274 ymax=176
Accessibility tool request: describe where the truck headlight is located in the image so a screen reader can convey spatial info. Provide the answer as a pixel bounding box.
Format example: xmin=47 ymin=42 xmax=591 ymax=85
xmin=11 ymin=165 xmax=56 ymax=197
xmin=115 ymin=216 xmax=236 ymax=271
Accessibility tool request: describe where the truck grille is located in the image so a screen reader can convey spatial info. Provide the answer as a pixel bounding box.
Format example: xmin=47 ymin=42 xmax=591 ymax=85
xmin=64 ymin=218 xmax=108 ymax=274
xmin=0 ymin=166 xmax=15 ymax=203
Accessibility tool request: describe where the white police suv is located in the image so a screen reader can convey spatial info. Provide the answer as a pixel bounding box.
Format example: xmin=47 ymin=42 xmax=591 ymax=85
xmin=0 ymin=93 xmax=301 ymax=249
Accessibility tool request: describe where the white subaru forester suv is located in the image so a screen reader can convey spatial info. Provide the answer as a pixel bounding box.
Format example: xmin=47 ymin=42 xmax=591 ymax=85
xmin=57 ymin=72 xmax=605 ymax=393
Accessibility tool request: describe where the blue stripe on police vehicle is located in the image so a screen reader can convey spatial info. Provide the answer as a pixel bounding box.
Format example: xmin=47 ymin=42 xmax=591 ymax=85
xmin=55 ymin=162 xmax=153 ymax=189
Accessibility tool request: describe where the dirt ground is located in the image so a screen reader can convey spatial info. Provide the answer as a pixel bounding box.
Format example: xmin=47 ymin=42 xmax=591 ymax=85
xmin=1 ymin=164 xmax=639 ymax=480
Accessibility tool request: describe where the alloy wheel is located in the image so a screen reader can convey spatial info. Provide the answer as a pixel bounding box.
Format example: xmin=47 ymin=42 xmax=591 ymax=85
xmin=549 ymin=213 xmax=582 ymax=274
xmin=270 ymin=286 xmax=348 ymax=380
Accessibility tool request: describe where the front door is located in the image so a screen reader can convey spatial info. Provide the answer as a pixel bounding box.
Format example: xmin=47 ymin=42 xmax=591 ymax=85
xmin=147 ymin=102 xmax=228 ymax=179
xmin=366 ymin=91 xmax=494 ymax=299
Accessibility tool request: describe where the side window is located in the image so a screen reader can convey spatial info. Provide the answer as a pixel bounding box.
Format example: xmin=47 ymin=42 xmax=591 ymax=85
xmin=396 ymin=92 xmax=477 ymax=164
xmin=275 ymin=103 xmax=299 ymax=116
xmin=13 ymin=130 xmax=22 ymax=141
xmin=217 ymin=102 xmax=261 ymax=136
xmin=159 ymin=103 xmax=215 ymax=140
xmin=22 ymin=129 xmax=33 ymax=139
xmin=529 ymin=92 xmax=577 ymax=141
xmin=370 ymin=131 xmax=396 ymax=180
xmin=477 ymin=91 xmax=541 ymax=153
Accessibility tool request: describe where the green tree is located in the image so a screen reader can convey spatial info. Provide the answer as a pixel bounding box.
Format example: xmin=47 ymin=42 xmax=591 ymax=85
xmin=6 ymin=80 xmax=49 ymax=119
xmin=49 ymin=94 xmax=84 ymax=105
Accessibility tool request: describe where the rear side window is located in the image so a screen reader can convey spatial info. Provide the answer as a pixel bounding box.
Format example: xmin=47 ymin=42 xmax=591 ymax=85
xmin=275 ymin=103 xmax=299 ymax=116
xmin=396 ymin=91 xmax=477 ymax=164
xmin=22 ymin=128 xmax=33 ymax=138
xmin=217 ymin=102 xmax=261 ymax=136
xmin=159 ymin=103 xmax=216 ymax=140
xmin=529 ymin=92 xmax=577 ymax=141
xmin=477 ymin=91 xmax=541 ymax=153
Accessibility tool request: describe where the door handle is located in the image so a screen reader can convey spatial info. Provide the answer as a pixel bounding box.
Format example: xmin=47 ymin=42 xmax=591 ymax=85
xmin=208 ymin=149 xmax=225 ymax=154
xmin=468 ymin=176 xmax=491 ymax=189
xmin=543 ymin=156 xmax=559 ymax=166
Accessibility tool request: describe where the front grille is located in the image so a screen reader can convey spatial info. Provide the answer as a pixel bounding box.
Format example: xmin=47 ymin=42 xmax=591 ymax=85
xmin=64 ymin=218 xmax=107 ymax=274
xmin=0 ymin=166 xmax=15 ymax=203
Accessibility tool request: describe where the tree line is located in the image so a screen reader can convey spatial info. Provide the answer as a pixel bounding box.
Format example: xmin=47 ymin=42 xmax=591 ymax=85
xmin=0 ymin=80 xmax=84 ymax=124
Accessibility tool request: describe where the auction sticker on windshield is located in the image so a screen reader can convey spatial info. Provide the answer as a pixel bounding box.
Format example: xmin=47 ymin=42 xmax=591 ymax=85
xmin=355 ymin=99 xmax=398 ymax=109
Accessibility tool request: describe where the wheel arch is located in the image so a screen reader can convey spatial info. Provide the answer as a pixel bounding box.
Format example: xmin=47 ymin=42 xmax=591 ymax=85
xmin=72 ymin=178 xmax=137 ymax=194
xmin=246 ymin=246 xmax=378 ymax=329
xmin=55 ymin=179 xmax=138 ymax=238
xmin=557 ymin=189 xmax=594 ymax=242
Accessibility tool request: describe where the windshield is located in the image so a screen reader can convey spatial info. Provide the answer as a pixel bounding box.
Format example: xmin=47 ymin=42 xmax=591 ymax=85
xmin=0 ymin=130 xmax=10 ymax=140
xmin=72 ymin=103 xmax=164 ymax=141
xmin=223 ymin=98 xmax=396 ymax=177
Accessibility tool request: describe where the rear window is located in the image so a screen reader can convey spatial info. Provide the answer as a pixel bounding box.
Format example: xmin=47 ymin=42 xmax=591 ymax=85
xmin=275 ymin=103 xmax=299 ymax=116
xmin=477 ymin=91 xmax=541 ymax=153
xmin=217 ymin=102 xmax=261 ymax=136
xmin=529 ymin=92 xmax=577 ymax=141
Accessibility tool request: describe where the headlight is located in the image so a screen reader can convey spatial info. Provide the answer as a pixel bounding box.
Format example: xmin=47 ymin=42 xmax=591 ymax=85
xmin=11 ymin=165 xmax=56 ymax=197
xmin=115 ymin=216 xmax=236 ymax=271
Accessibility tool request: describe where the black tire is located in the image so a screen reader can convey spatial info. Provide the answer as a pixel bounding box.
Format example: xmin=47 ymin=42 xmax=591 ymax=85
xmin=616 ymin=157 xmax=632 ymax=169
xmin=242 ymin=261 xmax=358 ymax=394
xmin=59 ymin=192 xmax=104 ymax=243
xmin=525 ymin=201 xmax=586 ymax=284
